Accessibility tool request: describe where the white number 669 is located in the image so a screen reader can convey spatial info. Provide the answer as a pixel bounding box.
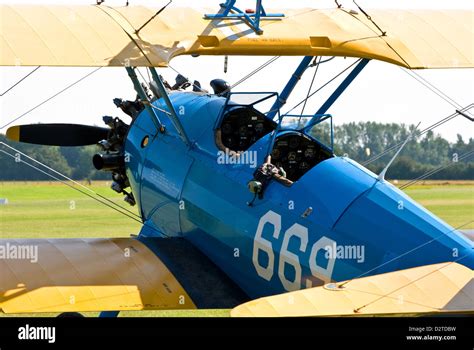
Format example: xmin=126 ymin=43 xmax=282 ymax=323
xmin=252 ymin=210 xmax=336 ymax=291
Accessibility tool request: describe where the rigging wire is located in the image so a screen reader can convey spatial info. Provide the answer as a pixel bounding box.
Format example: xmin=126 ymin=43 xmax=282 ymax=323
xmin=0 ymin=148 xmax=143 ymax=224
xmin=145 ymin=65 xmax=151 ymax=83
xmin=145 ymin=102 xmax=172 ymax=116
xmin=1 ymin=67 xmax=102 ymax=129
xmin=352 ymin=0 xmax=386 ymax=36
xmin=135 ymin=0 xmax=172 ymax=34
xmin=352 ymin=252 xmax=471 ymax=313
xmin=1 ymin=144 xmax=171 ymax=237
xmin=166 ymin=56 xmax=281 ymax=96
xmin=399 ymin=67 xmax=472 ymax=117
xmin=337 ymin=219 xmax=473 ymax=289
xmin=399 ymin=150 xmax=474 ymax=190
xmin=315 ymin=56 xmax=336 ymax=65
xmin=299 ymin=57 xmax=321 ymax=124
xmin=354 ymin=56 xmax=473 ymax=170
xmin=136 ymin=67 xmax=147 ymax=83
xmin=132 ymin=67 xmax=174 ymax=115
xmin=362 ymin=104 xmax=473 ymax=166
xmin=284 ymin=58 xmax=362 ymax=115
xmin=135 ymin=66 xmax=153 ymax=96
xmin=167 ymin=64 xmax=206 ymax=93
xmin=0 ymin=66 xmax=40 ymax=97
xmin=0 ymin=142 xmax=142 ymax=220
xmin=228 ymin=56 xmax=280 ymax=92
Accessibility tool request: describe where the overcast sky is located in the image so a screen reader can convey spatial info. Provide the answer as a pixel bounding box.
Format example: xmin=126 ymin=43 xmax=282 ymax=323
xmin=0 ymin=0 xmax=473 ymax=142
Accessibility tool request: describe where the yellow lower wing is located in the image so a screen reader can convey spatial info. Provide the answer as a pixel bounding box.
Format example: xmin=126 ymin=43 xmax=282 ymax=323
xmin=0 ymin=238 xmax=195 ymax=313
xmin=231 ymin=262 xmax=473 ymax=317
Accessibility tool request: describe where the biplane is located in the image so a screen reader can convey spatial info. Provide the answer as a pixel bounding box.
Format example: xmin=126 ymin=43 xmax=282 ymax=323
xmin=0 ymin=1 xmax=473 ymax=317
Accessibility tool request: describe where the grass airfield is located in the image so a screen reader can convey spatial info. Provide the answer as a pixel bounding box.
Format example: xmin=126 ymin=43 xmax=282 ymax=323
xmin=1 ymin=180 xmax=473 ymax=317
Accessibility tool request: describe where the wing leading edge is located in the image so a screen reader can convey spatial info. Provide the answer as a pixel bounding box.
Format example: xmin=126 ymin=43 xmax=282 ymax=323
xmin=0 ymin=5 xmax=472 ymax=69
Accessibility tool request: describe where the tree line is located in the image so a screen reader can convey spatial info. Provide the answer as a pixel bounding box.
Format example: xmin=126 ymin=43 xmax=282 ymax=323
xmin=0 ymin=133 xmax=108 ymax=181
xmin=0 ymin=122 xmax=473 ymax=180
xmin=311 ymin=121 xmax=473 ymax=180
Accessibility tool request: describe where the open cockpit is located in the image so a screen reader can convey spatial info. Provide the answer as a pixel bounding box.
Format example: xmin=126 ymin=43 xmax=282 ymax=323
xmin=214 ymin=91 xmax=334 ymax=185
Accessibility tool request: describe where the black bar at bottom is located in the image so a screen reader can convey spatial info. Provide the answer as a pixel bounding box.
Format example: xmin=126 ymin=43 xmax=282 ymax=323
xmin=0 ymin=316 xmax=472 ymax=347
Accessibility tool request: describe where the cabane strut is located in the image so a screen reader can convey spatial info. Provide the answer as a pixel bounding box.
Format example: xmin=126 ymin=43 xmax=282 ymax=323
xmin=204 ymin=0 xmax=284 ymax=35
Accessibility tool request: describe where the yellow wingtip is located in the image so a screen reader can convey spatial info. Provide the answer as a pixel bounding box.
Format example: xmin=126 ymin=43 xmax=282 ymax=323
xmin=6 ymin=126 xmax=20 ymax=142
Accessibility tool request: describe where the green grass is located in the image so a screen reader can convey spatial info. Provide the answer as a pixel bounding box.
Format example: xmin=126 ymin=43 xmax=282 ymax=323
xmin=4 ymin=310 xmax=230 ymax=318
xmin=0 ymin=181 xmax=142 ymax=238
xmin=403 ymin=183 xmax=474 ymax=229
xmin=0 ymin=180 xmax=472 ymax=317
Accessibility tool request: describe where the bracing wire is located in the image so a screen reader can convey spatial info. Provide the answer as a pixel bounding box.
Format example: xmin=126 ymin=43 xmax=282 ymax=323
xmin=399 ymin=67 xmax=472 ymax=117
xmin=299 ymin=57 xmax=321 ymax=121
xmin=0 ymin=148 xmax=144 ymax=224
xmin=0 ymin=66 xmax=40 ymax=97
xmin=136 ymin=67 xmax=151 ymax=92
xmin=0 ymin=142 xmax=142 ymax=221
xmin=284 ymin=59 xmax=362 ymax=116
xmin=399 ymin=150 xmax=474 ymax=190
xmin=352 ymin=252 xmax=471 ymax=313
xmin=352 ymin=0 xmax=386 ymax=36
xmin=167 ymin=64 xmax=206 ymax=93
xmin=228 ymin=56 xmax=280 ymax=91
xmin=362 ymin=105 xmax=473 ymax=166
xmin=1 ymin=144 xmax=172 ymax=237
xmin=337 ymin=219 xmax=474 ymax=289
xmin=146 ymin=102 xmax=172 ymax=116
xmin=1 ymin=67 xmax=102 ymax=129
xmin=166 ymin=56 xmax=281 ymax=96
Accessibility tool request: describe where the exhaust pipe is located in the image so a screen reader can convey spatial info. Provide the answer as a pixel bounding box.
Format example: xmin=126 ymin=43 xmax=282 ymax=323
xmin=93 ymin=153 xmax=124 ymax=171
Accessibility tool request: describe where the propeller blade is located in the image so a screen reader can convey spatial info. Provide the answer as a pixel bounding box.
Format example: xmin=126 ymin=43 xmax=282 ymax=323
xmin=6 ymin=124 xmax=109 ymax=146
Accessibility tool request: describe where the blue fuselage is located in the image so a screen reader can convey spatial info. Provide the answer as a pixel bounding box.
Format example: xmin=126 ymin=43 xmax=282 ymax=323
xmin=124 ymin=92 xmax=474 ymax=299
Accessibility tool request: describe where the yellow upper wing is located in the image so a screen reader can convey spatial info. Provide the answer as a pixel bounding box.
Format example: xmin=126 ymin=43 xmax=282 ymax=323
xmin=0 ymin=5 xmax=472 ymax=69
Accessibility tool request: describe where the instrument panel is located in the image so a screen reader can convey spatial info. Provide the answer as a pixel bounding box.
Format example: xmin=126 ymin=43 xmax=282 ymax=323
xmin=271 ymin=132 xmax=333 ymax=182
xmin=220 ymin=107 xmax=276 ymax=151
